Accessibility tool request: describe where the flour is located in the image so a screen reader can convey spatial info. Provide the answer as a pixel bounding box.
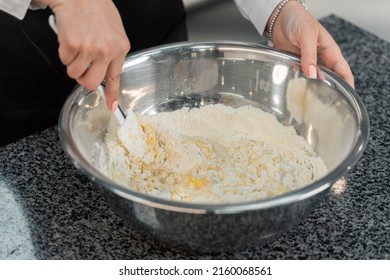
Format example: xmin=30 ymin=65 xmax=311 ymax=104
xmin=98 ymin=104 xmax=328 ymax=204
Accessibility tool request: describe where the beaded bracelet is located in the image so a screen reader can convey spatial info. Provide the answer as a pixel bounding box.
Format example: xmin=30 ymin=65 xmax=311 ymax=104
xmin=267 ymin=0 xmax=307 ymax=42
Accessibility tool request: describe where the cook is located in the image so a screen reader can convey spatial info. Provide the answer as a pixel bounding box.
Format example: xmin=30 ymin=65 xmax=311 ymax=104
xmin=0 ymin=0 xmax=354 ymax=147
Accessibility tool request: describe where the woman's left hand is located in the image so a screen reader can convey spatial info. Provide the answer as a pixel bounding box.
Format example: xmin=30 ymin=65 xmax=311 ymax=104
xmin=270 ymin=1 xmax=354 ymax=88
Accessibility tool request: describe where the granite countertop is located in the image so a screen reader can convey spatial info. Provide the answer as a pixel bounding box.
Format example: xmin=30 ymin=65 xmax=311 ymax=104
xmin=1 ymin=15 xmax=389 ymax=260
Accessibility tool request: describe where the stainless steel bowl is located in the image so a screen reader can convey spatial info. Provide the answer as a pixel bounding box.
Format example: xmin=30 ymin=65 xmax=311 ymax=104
xmin=59 ymin=41 xmax=369 ymax=252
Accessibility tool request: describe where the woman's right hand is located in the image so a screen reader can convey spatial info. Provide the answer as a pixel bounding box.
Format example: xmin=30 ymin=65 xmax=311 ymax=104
xmin=37 ymin=0 xmax=130 ymax=111
xmin=269 ymin=1 xmax=354 ymax=88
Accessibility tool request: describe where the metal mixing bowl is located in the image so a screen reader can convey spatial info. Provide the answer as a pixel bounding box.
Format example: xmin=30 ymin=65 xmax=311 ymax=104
xmin=59 ymin=41 xmax=369 ymax=253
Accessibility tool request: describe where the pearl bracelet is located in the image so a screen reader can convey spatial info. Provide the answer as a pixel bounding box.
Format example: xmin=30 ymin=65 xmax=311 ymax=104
xmin=267 ymin=0 xmax=307 ymax=42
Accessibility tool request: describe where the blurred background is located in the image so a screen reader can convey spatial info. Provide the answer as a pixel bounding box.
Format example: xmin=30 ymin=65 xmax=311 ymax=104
xmin=183 ymin=0 xmax=390 ymax=43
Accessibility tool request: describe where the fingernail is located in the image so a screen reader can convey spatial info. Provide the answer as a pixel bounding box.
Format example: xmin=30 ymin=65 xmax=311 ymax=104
xmin=111 ymin=101 xmax=118 ymax=112
xmin=308 ymin=65 xmax=317 ymax=79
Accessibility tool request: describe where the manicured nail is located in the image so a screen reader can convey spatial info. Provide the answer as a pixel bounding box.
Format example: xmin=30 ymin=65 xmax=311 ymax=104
xmin=308 ymin=65 xmax=317 ymax=79
xmin=111 ymin=100 xmax=118 ymax=112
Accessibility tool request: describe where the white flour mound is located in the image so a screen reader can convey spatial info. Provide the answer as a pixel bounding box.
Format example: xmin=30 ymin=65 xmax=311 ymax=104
xmin=98 ymin=104 xmax=328 ymax=204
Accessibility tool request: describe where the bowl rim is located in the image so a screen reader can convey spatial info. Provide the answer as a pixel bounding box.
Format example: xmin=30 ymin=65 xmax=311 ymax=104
xmin=59 ymin=41 xmax=370 ymax=214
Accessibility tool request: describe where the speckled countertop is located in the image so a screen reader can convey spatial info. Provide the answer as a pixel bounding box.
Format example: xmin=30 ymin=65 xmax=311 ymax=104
xmin=1 ymin=16 xmax=389 ymax=259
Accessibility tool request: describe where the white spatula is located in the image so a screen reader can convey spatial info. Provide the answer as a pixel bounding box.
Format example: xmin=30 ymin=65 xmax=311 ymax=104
xmin=96 ymin=86 xmax=148 ymax=159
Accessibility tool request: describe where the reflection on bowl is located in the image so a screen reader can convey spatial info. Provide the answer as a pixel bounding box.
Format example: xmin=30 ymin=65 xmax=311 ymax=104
xmin=59 ymin=41 xmax=369 ymax=252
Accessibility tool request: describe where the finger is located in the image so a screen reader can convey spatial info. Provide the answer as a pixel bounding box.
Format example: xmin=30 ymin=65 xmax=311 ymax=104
xmin=67 ymin=49 xmax=93 ymax=80
xmin=58 ymin=47 xmax=78 ymax=67
xmin=313 ymin=26 xmax=354 ymax=88
xmin=318 ymin=49 xmax=355 ymax=88
xmin=103 ymin=57 xmax=125 ymax=111
xmin=319 ymin=49 xmax=355 ymax=88
xmin=334 ymin=61 xmax=355 ymax=88
xmin=57 ymin=36 xmax=81 ymax=66
xmin=76 ymin=59 xmax=109 ymax=91
xmin=297 ymin=27 xmax=319 ymax=79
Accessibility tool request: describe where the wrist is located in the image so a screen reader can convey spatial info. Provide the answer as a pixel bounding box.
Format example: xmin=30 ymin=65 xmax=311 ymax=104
xmin=29 ymin=0 xmax=48 ymax=9
xmin=31 ymin=0 xmax=51 ymax=6
xmin=32 ymin=0 xmax=67 ymax=11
